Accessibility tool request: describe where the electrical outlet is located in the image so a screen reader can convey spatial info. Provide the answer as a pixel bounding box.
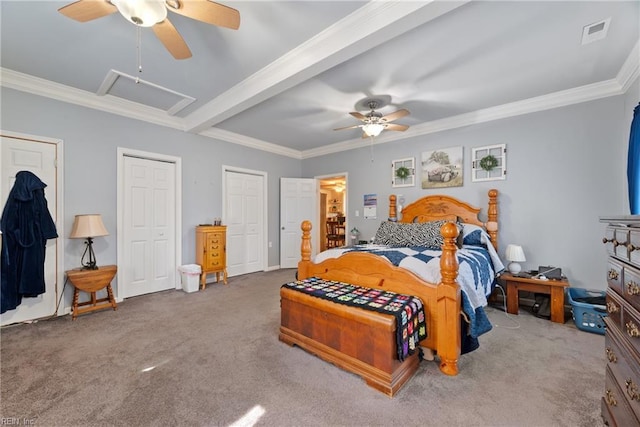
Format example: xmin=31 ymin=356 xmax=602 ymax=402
xmin=355 ymin=210 xmax=359 ymax=217
xmin=268 ymin=241 xmax=272 ymax=248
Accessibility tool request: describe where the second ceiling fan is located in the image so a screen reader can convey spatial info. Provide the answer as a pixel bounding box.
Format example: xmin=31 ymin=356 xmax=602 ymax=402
xmin=58 ymin=0 xmax=240 ymax=60
xmin=334 ymin=99 xmax=410 ymax=138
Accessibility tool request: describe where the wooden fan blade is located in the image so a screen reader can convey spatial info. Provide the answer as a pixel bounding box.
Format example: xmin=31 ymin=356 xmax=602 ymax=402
xmin=381 ymin=109 xmax=410 ymax=122
xmin=153 ymin=19 xmax=192 ymax=59
xmin=58 ymin=0 xmax=117 ymax=22
xmin=385 ymin=123 xmax=409 ymax=132
xmin=349 ymin=112 xmax=367 ymax=121
xmin=166 ymin=0 xmax=240 ymax=30
xmin=333 ymin=124 xmax=362 ymax=131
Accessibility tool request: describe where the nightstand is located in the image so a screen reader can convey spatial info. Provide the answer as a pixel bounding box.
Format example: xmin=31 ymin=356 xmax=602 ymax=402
xmin=500 ymin=272 xmax=570 ymax=323
xmin=65 ymin=265 xmax=118 ymax=320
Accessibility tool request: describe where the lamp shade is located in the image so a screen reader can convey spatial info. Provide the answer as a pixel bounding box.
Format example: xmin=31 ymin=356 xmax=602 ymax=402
xmin=505 ymin=244 xmax=526 ymax=262
xmin=505 ymin=244 xmax=526 ymax=274
xmin=70 ymin=214 xmax=109 ymax=239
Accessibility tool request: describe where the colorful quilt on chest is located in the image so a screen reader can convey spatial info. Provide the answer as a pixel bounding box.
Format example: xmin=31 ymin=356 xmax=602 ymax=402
xmin=282 ymin=277 xmax=427 ymax=361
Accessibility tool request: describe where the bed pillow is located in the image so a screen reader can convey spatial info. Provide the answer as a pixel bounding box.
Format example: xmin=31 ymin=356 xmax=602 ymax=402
xmin=461 ymin=223 xmax=490 ymax=246
xmin=373 ymin=221 xmax=463 ymax=248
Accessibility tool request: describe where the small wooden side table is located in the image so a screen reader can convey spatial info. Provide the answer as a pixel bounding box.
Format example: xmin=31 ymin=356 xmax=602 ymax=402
xmin=66 ymin=265 xmax=118 ymax=320
xmin=500 ymin=272 xmax=570 ymax=323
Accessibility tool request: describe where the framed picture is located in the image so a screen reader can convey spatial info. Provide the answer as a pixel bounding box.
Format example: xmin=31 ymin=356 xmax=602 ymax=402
xmin=421 ymin=146 xmax=463 ymax=189
xmin=471 ymin=144 xmax=506 ymax=182
xmin=391 ymin=157 xmax=415 ymax=188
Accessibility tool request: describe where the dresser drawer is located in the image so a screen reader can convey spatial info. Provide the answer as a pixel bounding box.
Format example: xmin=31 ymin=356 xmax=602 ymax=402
xmin=607 ymin=290 xmax=624 ymax=330
xmin=604 ymin=366 xmax=640 ymax=427
xmin=608 ymin=259 xmax=625 ymax=296
xmin=624 ymin=266 xmax=640 ymax=313
xmin=207 ymin=234 xmax=224 ymax=247
xmin=631 ymin=230 xmax=640 ymax=269
xmin=621 ymin=302 xmax=640 ymax=357
xmin=605 ymin=324 xmax=640 ymax=420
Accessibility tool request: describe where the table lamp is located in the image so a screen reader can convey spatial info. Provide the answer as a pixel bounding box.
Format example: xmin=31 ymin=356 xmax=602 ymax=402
xmin=505 ymin=244 xmax=526 ymax=274
xmin=70 ymin=214 xmax=109 ymax=270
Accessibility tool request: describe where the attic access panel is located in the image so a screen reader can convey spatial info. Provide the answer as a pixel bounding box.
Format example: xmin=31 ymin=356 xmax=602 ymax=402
xmin=97 ymin=69 xmax=195 ymax=115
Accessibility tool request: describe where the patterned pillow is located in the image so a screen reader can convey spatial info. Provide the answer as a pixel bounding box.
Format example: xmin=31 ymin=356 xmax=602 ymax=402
xmin=373 ymin=221 xmax=463 ymax=248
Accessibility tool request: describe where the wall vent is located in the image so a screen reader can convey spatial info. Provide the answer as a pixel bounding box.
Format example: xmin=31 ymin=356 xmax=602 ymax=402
xmin=581 ymin=18 xmax=611 ymax=45
xmin=97 ymin=69 xmax=195 ymax=115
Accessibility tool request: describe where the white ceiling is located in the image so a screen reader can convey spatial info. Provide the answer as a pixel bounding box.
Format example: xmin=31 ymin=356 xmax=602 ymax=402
xmin=1 ymin=1 xmax=639 ymax=159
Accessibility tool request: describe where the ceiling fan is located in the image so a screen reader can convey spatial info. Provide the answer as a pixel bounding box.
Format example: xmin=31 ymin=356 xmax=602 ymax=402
xmin=334 ymin=99 xmax=410 ymax=138
xmin=58 ymin=0 xmax=240 ymax=60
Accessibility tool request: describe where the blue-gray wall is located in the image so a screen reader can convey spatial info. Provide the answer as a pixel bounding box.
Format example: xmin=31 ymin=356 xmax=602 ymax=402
xmin=303 ymin=84 xmax=639 ymax=290
xmin=2 ymin=78 xmax=638 ymax=297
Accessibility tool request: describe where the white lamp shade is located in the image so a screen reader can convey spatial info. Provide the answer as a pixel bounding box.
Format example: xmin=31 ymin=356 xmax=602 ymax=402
xmin=505 ymin=244 xmax=525 ymax=274
xmin=505 ymin=244 xmax=526 ymax=262
xmin=70 ymin=214 xmax=109 ymax=239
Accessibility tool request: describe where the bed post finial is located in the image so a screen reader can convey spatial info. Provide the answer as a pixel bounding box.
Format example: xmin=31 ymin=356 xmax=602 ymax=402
xmin=301 ymin=220 xmax=312 ymax=262
xmin=389 ymin=195 xmax=397 ymax=222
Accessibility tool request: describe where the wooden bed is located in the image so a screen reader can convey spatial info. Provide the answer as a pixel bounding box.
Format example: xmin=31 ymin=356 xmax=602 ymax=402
xmin=290 ymin=189 xmax=499 ymax=377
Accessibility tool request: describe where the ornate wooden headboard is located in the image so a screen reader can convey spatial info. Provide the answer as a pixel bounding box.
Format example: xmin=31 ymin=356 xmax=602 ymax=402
xmin=388 ymin=189 xmax=499 ymax=250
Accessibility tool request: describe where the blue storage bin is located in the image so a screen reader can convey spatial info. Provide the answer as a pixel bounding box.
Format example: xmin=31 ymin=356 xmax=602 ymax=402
xmin=566 ymin=288 xmax=607 ymax=335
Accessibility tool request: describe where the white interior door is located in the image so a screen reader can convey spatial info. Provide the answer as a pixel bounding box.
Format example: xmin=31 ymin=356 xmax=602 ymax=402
xmin=121 ymin=156 xmax=176 ymax=298
xmin=280 ymin=178 xmax=317 ymax=269
xmin=1 ymin=136 xmax=58 ymax=325
xmin=225 ymin=170 xmax=265 ymax=277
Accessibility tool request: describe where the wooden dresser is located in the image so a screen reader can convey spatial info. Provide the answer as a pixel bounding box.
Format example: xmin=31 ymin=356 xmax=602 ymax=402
xmin=195 ymin=225 xmax=227 ymax=289
xmin=601 ymin=216 xmax=640 ymax=425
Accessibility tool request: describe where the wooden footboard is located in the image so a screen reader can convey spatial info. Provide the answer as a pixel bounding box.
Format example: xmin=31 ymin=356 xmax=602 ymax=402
xmin=295 ymin=189 xmax=499 ymax=376
xmin=297 ymin=220 xmax=462 ymax=375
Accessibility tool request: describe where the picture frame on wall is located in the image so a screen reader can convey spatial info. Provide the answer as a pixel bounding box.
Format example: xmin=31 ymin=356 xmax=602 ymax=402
xmin=421 ymin=146 xmax=463 ymax=189
xmin=471 ymin=144 xmax=506 ymax=182
xmin=391 ymin=157 xmax=415 ymax=188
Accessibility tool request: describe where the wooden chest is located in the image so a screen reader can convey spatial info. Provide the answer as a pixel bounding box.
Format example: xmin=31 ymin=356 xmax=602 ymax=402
xmin=279 ymin=286 xmax=420 ymax=397
xmin=601 ymin=216 xmax=640 ymax=425
xmin=195 ymin=225 xmax=227 ymax=289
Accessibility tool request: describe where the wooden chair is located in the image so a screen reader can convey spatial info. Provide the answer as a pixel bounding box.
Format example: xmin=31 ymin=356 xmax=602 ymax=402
xmin=326 ymin=221 xmax=345 ymax=248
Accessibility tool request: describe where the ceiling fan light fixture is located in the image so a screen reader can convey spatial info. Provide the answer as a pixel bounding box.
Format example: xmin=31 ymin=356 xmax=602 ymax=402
xmin=363 ymin=123 xmax=385 ymax=137
xmin=112 ymin=0 xmax=167 ymax=27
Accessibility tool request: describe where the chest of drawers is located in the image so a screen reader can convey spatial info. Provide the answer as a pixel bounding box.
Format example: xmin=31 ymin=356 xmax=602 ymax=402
xmin=195 ymin=225 xmax=227 ymax=289
xmin=601 ymin=216 xmax=640 ymax=426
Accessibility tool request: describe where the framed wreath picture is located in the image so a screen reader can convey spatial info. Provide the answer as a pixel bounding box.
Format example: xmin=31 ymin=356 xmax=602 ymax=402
xmin=471 ymin=144 xmax=506 ymax=182
xmin=391 ymin=157 xmax=415 ymax=188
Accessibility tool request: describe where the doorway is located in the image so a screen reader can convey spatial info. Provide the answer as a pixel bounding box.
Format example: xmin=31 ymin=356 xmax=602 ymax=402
xmin=318 ymin=174 xmax=347 ymax=252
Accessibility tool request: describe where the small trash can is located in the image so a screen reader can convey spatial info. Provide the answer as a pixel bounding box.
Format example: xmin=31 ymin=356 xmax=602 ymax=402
xmin=178 ymin=264 xmax=201 ymax=293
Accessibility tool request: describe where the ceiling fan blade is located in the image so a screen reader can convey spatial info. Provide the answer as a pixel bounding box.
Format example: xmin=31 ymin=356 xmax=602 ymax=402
xmin=381 ymin=109 xmax=410 ymax=122
xmin=152 ymin=19 xmax=192 ymax=59
xmin=166 ymin=0 xmax=240 ymax=30
xmin=58 ymin=0 xmax=117 ymax=22
xmin=385 ymin=123 xmax=409 ymax=132
xmin=349 ymin=112 xmax=367 ymax=121
xmin=333 ymin=124 xmax=362 ymax=131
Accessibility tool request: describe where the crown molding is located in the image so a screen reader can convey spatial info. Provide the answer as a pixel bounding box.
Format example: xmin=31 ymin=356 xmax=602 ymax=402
xmin=618 ymin=40 xmax=640 ymax=93
xmin=200 ymin=127 xmax=302 ymax=160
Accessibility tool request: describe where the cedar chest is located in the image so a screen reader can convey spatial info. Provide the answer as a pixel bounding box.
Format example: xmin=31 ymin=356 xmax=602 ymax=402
xmin=279 ymin=286 xmax=420 ymax=397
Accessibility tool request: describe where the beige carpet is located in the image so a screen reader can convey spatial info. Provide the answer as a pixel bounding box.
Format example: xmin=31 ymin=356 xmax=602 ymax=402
xmin=1 ymin=269 xmax=605 ymax=426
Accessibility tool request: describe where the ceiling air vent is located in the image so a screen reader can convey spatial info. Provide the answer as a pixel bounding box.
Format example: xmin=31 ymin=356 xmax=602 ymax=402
xmin=581 ymin=18 xmax=611 ymax=45
xmin=97 ymin=69 xmax=195 ymax=115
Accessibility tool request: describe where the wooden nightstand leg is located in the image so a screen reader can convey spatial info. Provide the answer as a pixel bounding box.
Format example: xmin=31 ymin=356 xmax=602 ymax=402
xmin=550 ymin=287 xmax=565 ymax=323
xmin=72 ymin=288 xmax=80 ymax=321
xmin=223 ymin=269 xmax=228 ymax=285
xmin=506 ymin=282 xmax=519 ymax=315
xmin=200 ymin=272 xmax=206 ymax=290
